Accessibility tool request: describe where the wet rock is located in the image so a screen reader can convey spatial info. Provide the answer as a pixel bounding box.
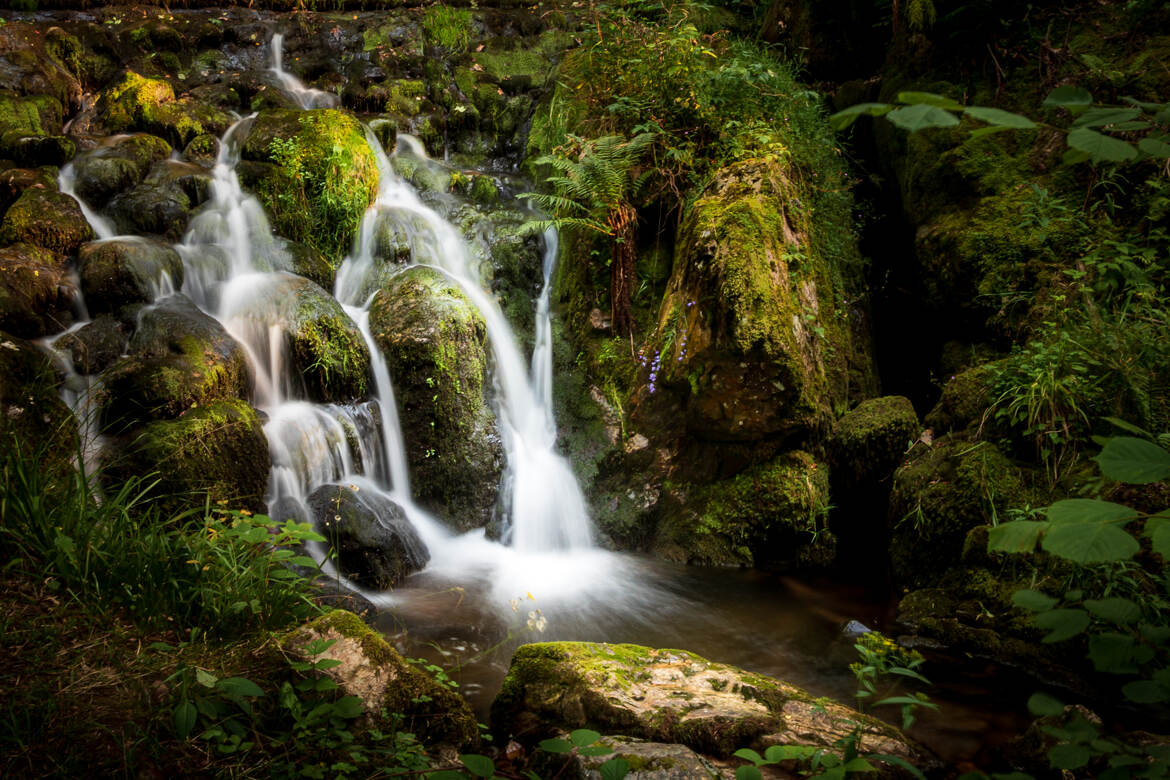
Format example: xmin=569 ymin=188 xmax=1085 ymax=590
xmin=925 ymin=363 xmax=999 ymax=435
xmin=104 ymin=398 xmax=269 ymax=514
xmin=492 ymin=642 xmax=932 ymax=770
xmin=831 ymin=395 xmax=919 ymax=487
xmin=78 ymin=237 xmax=184 ymax=318
xmin=218 ymin=273 xmax=369 ymax=403
xmin=0 ymin=23 xmax=84 ymax=113
xmin=282 ymin=609 xmax=479 ymax=748
xmin=54 ymin=316 xmax=128 ymax=376
xmin=278 ymin=237 xmax=335 ymax=291
xmin=241 ymin=108 xmax=378 ymax=263
xmin=97 ymin=71 xmax=234 ymax=149
xmin=369 ymin=266 xmax=502 ymax=532
xmin=306 ymin=483 xmax=429 ymax=589
xmin=99 ymin=294 xmax=249 ymax=429
xmin=0 ymin=166 xmax=57 ymax=214
xmin=0 ymin=186 xmax=95 ymax=255
xmin=106 ymin=159 xmax=212 ymax=240
xmin=71 ymin=133 xmax=172 ymax=207
xmin=653 ymin=450 xmax=834 ymax=569
xmin=0 ymin=330 xmax=75 ymax=475
xmin=0 ymin=242 xmax=79 ymax=338
xmin=0 ymin=94 xmax=65 ymax=163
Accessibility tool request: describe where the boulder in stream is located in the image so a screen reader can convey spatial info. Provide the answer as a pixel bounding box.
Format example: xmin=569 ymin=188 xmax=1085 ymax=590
xmin=71 ymin=133 xmax=173 ymax=208
xmin=96 ymin=70 xmax=234 ymax=149
xmin=54 ymin=315 xmax=128 ymax=376
xmin=78 ymin=237 xmax=184 ymax=318
xmin=830 ymin=395 xmax=919 ymax=487
xmin=0 ymin=185 xmax=95 ymax=256
xmin=306 ymin=483 xmax=429 ymax=590
xmin=0 ymin=242 xmax=79 ymax=339
xmin=106 ymin=159 xmax=213 ymax=241
xmin=492 ymin=641 xmax=933 ymax=773
xmin=369 ymin=266 xmax=502 ymax=532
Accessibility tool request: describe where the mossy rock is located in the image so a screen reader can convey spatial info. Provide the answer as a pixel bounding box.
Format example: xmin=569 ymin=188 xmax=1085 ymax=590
xmin=652 ymin=450 xmax=833 ymax=569
xmin=369 ymin=266 xmax=502 ymax=531
xmin=71 ymin=133 xmax=172 ymax=207
xmin=0 ymin=186 xmax=95 ymax=255
xmin=544 ymin=737 xmax=721 ymax=780
xmin=241 ymin=108 xmax=379 ymax=264
xmin=78 ymin=238 xmax=184 ymax=318
xmin=99 ymin=295 xmax=250 ymax=429
xmin=106 ymin=159 xmax=212 ymax=241
xmin=491 ymin=641 xmax=929 ymax=769
xmin=888 ymin=438 xmax=1026 ymax=588
xmin=306 ymin=483 xmax=429 ymax=589
xmin=924 ymin=362 xmax=1000 ymax=435
xmin=0 ymin=330 xmax=76 ymax=479
xmin=650 ymin=156 xmax=873 ymax=442
xmin=7 ymin=134 xmax=75 ymax=167
xmin=218 ymin=273 xmax=369 ymax=403
xmin=277 ymin=238 xmax=335 ymax=291
xmin=53 ymin=315 xmax=128 ymax=376
xmin=97 ymin=70 xmax=233 ymax=149
xmin=0 ymin=242 xmax=79 ymax=338
xmin=104 ymin=398 xmax=269 ymax=514
xmin=282 ymin=609 xmax=480 ymax=748
xmin=831 ymin=395 xmax=919 ymax=487
xmin=0 ymin=93 xmax=64 ymax=157
xmin=0 ymin=166 xmax=58 ymax=215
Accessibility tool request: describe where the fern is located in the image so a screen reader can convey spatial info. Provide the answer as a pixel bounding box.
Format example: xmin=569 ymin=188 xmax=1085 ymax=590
xmin=906 ymin=0 xmax=936 ymax=31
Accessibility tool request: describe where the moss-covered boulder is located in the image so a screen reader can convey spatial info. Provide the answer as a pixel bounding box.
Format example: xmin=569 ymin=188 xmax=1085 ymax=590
xmin=106 ymin=159 xmax=212 ymax=241
xmin=0 ymin=166 xmax=57 ymax=215
xmin=831 ymin=396 xmax=919 ymax=487
xmin=924 ymin=363 xmax=999 ymax=435
xmin=0 ymin=93 xmax=73 ymax=166
xmin=0 ymin=186 xmax=95 ymax=256
xmin=491 ymin=642 xmax=929 ymax=768
xmin=282 ymin=609 xmax=479 ymax=748
xmin=104 ymin=398 xmax=269 ymax=513
xmin=888 ymin=438 xmax=1026 ymax=587
xmin=71 ymin=133 xmax=172 ymax=208
xmin=218 ymin=273 xmax=369 ymax=403
xmin=649 ymin=156 xmax=874 ymax=442
xmin=53 ymin=316 xmax=128 ymax=376
xmin=0 ymin=242 xmax=79 ymax=338
xmin=306 ymin=483 xmax=429 ymax=589
xmin=0 ymin=330 xmax=75 ymax=476
xmin=277 ymin=238 xmax=335 ymax=292
xmin=652 ymin=450 xmax=833 ymax=568
xmin=96 ymin=70 xmax=233 ymax=149
xmin=78 ymin=238 xmax=184 ymax=318
xmin=99 ymin=295 xmax=250 ymax=429
xmin=240 ymin=108 xmax=379 ymax=263
xmin=541 ymin=737 xmax=721 ymax=780
xmin=369 ymin=266 xmax=502 ymax=531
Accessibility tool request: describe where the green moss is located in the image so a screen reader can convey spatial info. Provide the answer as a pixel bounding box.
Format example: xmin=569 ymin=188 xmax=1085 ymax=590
xmin=0 ymin=187 xmax=95 ymax=255
xmin=288 ymin=281 xmax=370 ymax=402
xmin=422 ymin=5 xmax=473 ymax=54
xmin=832 ymin=395 xmax=919 ymax=484
xmin=98 ymin=71 xmax=230 ymax=148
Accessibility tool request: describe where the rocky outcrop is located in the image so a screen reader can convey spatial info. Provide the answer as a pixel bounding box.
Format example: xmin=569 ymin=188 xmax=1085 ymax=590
xmin=492 ymin=642 xmax=932 ymax=770
xmin=369 ymin=266 xmax=502 ymax=531
xmin=96 ymin=70 xmax=234 ymax=149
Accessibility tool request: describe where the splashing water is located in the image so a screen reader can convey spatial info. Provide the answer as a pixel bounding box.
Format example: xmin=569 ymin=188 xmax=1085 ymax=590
xmin=270 ymin=33 xmax=339 ymax=110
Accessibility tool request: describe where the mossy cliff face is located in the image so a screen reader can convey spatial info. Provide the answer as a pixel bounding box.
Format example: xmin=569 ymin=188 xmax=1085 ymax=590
xmin=653 ymin=450 xmax=833 ymax=569
xmin=369 ymin=266 xmax=502 ymax=532
xmin=491 ymin=641 xmax=929 ymax=768
xmin=283 ymin=609 xmax=479 ymax=748
xmin=240 ymin=108 xmax=379 ymax=265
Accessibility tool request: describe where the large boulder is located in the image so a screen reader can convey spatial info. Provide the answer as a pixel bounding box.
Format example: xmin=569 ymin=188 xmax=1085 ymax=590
xmin=78 ymin=238 xmax=184 ymax=318
xmin=96 ymin=70 xmax=233 ymax=149
xmin=492 ymin=642 xmax=930 ymax=768
xmin=282 ymin=610 xmax=479 ymax=748
xmin=0 ymin=242 xmax=79 ymax=338
xmin=240 ymin=108 xmax=379 ymax=263
xmin=99 ymin=295 xmax=250 ymax=429
xmin=0 ymin=166 xmax=57 ymax=215
xmin=218 ymin=273 xmax=369 ymax=403
xmin=306 ymin=483 xmax=429 ymax=589
xmin=652 ymin=450 xmax=834 ymax=569
xmin=0 ymin=186 xmax=95 ymax=255
xmin=0 ymin=93 xmax=73 ymax=166
xmin=369 ymin=266 xmax=502 ymax=531
xmin=106 ymin=159 xmax=212 ymax=240
xmin=53 ymin=316 xmax=128 ymax=376
xmin=71 ymin=133 xmax=173 ymax=208
xmin=831 ymin=396 xmax=919 ymax=488
xmin=0 ymin=23 xmax=86 ymax=113
xmin=647 ymin=156 xmax=875 ymax=442
xmin=104 ymin=398 xmax=269 ymax=513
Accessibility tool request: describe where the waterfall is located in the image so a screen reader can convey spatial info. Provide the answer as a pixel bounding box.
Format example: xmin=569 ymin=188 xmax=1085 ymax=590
xmin=270 ymin=33 xmax=339 ymax=110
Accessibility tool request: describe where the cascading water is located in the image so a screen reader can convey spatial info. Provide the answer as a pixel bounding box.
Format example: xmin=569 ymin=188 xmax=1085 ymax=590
xmin=270 ymin=34 xmax=339 ymax=111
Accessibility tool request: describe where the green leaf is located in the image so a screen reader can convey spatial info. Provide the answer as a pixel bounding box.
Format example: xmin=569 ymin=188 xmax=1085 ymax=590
xmin=1034 ymin=609 xmax=1090 ymax=643
xmin=886 ymin=104 xmax=961 ymax=132
xmin=332 ymin=696 xmax=364 ymax=719
xmin=1049 ymin=744 xmax=1091 ymax=770
xmin=1072 ymin=107 xmax=1142 ymax=128
xmin=1145 ymin=517 xmax=1170 ymax=558
xmin=828 ymin=103 xmax=893 ymax=130
xmin=1046 ymin=499 xmax=1137 ymax=525
xmin=1095 ymin=436 xmax=1170 ymax=483
xmin=734 ymin=748 xmax=764 ymax=766
xmin=216 ymin=677 xmax=263 ymax=697
xmin=570 ymin=728 xmax=602 ymax=747
xmin=1043 ymin=85 xmax=1093 ymax=112
xmin=1012 ymin=589 xmax=1059 ymax=612
xmin=1088 ymin=632 xmax=1137 ymax=673
xmin=764 ymin=745 xmax=818 ymax=761
xmin=989 ymin=521 xmax=1048 ymax=554
xmin=736 ymin=767 xmax=763 ymax=780
xmin=174 ymin=698 xmax=197 ymax=739
xmin=1042 ymin=523 xmax=1140 ymax=563
xmin=963 ymin=106 xmax=1036 ymax=128
xmin=1067 ymin=127 xmax=1138 ymax=163
xmin=1122 ymin=680 xmax=1170 ymax=703
xmin=897 ymin=91 xmax=963 ymax=109
xmin=196 ymin=669 xmax=218 ymax=688
xmin=1027 ymin=692 xmax=1064 ymax=717
xmin=1139 ymin=136 xmax=1170 ymax=159
xmin=842 ymin=757 xmax=878 ymax=773
xmin=599 ymin=758 xmax=629 ymax=780
xmin=459 ymin=754 xmax=495 ymax=778
xmin=1083 ymin=597 xmax=1141 ymax=625
xmin=539 ymin=738 xmax=573 ymax=754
